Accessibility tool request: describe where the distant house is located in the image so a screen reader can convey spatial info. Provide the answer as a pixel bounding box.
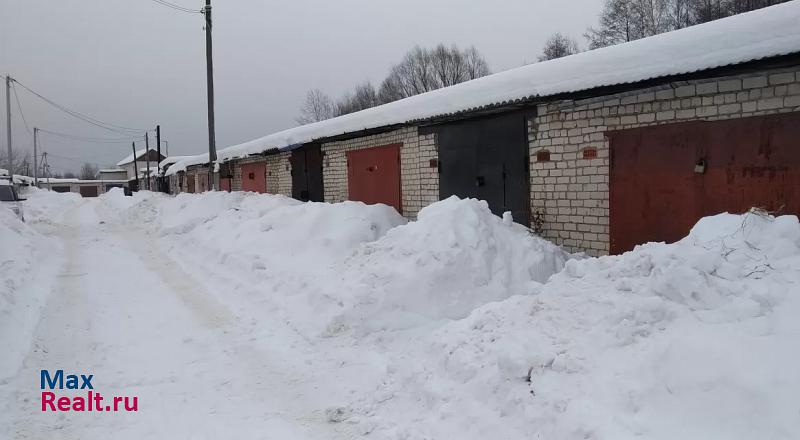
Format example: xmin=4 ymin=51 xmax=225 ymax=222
xmin=116 ymin=149 xmax=166 ymax=181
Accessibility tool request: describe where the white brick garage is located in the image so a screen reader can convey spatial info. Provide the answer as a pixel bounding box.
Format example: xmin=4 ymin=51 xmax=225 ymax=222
xmin=530 ymin=65 xmax=800 ymax=256
xmin=320 ymin=127 xmax=438 ymax=219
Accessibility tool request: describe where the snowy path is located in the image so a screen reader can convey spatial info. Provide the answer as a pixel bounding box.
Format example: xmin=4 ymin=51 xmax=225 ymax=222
xmin=0 ymin=201 xmax=358 ymax=440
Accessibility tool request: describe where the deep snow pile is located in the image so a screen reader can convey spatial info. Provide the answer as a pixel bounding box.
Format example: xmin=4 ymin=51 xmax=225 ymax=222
xmin=359 ymin=211 xmax=800 ymax=440
xmin=20 ymin=187 xmax=81 ymax=231
xmin=325 ymin=197 xmax=570 ymax=333
xmin=98 ymin=189 xmax=408 ymax=271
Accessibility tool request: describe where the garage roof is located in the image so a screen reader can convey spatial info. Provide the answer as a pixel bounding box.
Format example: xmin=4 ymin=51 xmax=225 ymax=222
xmin=168 ymin=2 xmax=800 ymax=175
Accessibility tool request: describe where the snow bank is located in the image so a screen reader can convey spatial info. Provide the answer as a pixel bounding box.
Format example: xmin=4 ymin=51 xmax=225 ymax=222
xmin=20 ymin=187 xmax=82 ymax=229
xmin=325 ymin=197 xmax=570 ymax=333
xmin=98 ymin=190 xmax=408 ymax=271
xmin=0 ymin=209 xmax=49 ymax=380
xmin=361 ymin=211 xmax=800 ymax=439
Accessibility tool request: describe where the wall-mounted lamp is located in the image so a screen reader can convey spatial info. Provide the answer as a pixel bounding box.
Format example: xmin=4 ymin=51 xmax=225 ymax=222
xmin=694 ymin=159 xmax=707 ymax=174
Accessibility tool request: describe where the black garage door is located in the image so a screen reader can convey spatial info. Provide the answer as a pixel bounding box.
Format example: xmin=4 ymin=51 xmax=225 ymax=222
xmin=290 ymin=144 xmax=324 ymax=202
xmin=431 ymin=111 xmax=531 ymax=225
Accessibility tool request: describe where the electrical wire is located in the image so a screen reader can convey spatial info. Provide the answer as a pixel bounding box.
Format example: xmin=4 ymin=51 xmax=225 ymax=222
xmin=11 ymin=84 xmax=32 ymax=135
xmin=149 ymin=0 xmax=203 ymax=14
xmin=38 ymin=128 xmax=145 ymax=144
xmin=10 ymin=78 xmax=150 ymax=135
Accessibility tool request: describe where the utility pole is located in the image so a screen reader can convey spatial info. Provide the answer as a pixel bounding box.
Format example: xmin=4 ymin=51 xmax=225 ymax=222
xmin=204 ymin=0 xmax=217 ymax=190
xmin=156 ymin=125 xmax=161 ymax=192
xmin=145 ymin=132 xmax=150 ymax=190
xmin=40 ymin=152 xmax=50 ymax=190
xmin=5 ymin=76 xmax=12 ymax=180
xmin=132 ymin=142 xmax=139 ymax=192
xmin=33 ymin=127 xmax=38 ymax=187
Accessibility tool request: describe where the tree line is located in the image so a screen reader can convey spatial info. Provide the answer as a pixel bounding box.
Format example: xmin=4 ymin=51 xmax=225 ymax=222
xmin=296 ymin=44 xmax=490 ymax=124
xmin=541 ymin=0 xmax=791 ymax=60
xmin=297 ymin=0 xmax=789 ymax=123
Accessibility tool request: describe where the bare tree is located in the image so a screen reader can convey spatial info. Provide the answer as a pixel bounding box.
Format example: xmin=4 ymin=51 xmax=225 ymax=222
xmin=0 ymin=148 xmax=31 ymax=175
xmin=378 ymin=44 xmax=490 ymax=103
xmin=538 ymin=33 xmax=580 ymax=61
xmin=79 ymin=162 xmax=99 ymax=180
xmin=296 ymin=89 xmax=336 ymax=125
xmin=335 ymin=82 xmax=381 ymax=116
xmin=586 ymin=0 xmax=791 ymax=48
xmin=63 ymin=171 xmax=77 ymax=179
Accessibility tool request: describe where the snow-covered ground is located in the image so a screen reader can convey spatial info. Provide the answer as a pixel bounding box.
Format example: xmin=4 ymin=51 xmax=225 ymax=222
xmin=1 ymin=189 xmax=798 ymax=439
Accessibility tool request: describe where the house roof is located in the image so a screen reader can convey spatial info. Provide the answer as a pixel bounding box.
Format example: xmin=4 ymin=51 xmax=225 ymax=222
xmin=116 ymin=148 xmax=164 ymax=166
xmin=167 ymin=2 xmax=800 ymax=176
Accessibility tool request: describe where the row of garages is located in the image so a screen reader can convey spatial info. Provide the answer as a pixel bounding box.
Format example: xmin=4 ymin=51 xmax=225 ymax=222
xmin=35 ymin=179 xmax=128 ymax=197
xmin=165 ymin=5 xmax=800 ymax=256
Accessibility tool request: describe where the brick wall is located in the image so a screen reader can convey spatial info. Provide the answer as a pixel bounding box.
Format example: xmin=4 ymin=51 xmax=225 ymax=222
xmin=321 ymin=127 xmax=438 ymax=218
xmin=530 ymin=66 xmax=800 ymax=256
xmin=265 ymin=152 xmax=292 ymax=197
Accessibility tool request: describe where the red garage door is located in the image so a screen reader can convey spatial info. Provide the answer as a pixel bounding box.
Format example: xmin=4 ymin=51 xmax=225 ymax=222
xmin=609 ymin=112 xmax=800 ymax=254
xmin=241 ymin=163 xmax=266 ymax=193
xmin=219 ymin=177 xmax=232 ymax=192
xmin=347 ymin=144 xmax=402 ymax=213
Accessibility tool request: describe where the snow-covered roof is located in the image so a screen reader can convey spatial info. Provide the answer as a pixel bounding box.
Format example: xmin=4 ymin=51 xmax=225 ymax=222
xmin=117 ymin=148 xmax=163 ymax=166
xmin=159 ymin=156 xmax=192 ymax=169
xmin=0 ymin=168 xmax=8 ymax=177
xmin=99 ymin=168 xmax=126 ymax=173
xmin=167 ymin=3 xmax=800 ymax=176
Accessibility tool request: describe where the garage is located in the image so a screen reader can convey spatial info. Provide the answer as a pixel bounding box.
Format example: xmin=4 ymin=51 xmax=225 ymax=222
xmin=609 ymin=112 xmax=800 ymax=254
xmin=346 ymin=143 xmax=402 ymax=213
xmin=186 ymin=175 xmax=195 ymax=193
xmin=79 ymin=186 xmax=99 ymax=198
xmin=431 ymin=111 xmax=530 ymax=225
xmin=241 ymin=162 xmax=266 ymax=193
xmin=290 ymin=144 xmax=324 ymax=202
xmin=219 ymin=177 xmax=231 ymax=192
xmin=197 ymin=173 xmax=210 ymax=193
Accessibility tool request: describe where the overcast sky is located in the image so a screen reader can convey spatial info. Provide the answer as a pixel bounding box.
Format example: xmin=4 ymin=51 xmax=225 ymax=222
xmin=0 ymin=0 xmax=603 ymax=175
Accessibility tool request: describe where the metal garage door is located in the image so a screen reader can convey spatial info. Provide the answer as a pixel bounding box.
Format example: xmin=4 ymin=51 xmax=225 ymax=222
xmin=79 ymin=186 xmax=98 ymax=197
xmin=346 ymin=144 xmax=402 ymax=213
xmin=197 ymin=173 xmax=209 ymax=192
xmin=434 ymin=111 xmax=530 ymax=225
xmin=219 ymin=177 xmax=231 ymax=192
xmin=241 ymin=162 xmax=266 ymax=193
xmin=609 ymin=112 xmax=800 ymax=254
xmin=290 ymin=144 xmax=324 ymax=202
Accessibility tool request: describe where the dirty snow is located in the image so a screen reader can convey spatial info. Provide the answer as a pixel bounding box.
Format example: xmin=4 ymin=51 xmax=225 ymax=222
xmin=1 ymin=190 xmax=798 ymax=439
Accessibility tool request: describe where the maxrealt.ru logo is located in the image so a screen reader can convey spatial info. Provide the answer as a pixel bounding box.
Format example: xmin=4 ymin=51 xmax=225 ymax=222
xmin=40 ymin=370 xmax=138 ymax=412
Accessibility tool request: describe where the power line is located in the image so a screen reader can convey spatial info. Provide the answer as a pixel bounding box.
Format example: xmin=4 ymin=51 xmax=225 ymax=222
xmin=10 ymin=78 xmax=149 ymax=135
xmin=11 ymin=84 xmax=32 ymax=135
xmin=149 ymin=0 xmax=202 ymax=14
xmin=38 ymin=128 xmax=145 ymax=144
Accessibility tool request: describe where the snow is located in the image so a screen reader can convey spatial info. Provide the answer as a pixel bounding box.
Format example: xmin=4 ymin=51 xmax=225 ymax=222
xmin=0 ymin=189 xmax=79 ymax=380
xmin=168 ymin=2 xmax=800 ymax=174
xmin=359 ymin=209 xmax=800 ymax=439
xmin=3 ymin=190 xmax=799 ymax=439
xmin=322 ymin=197 xmax=570 ymax=334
